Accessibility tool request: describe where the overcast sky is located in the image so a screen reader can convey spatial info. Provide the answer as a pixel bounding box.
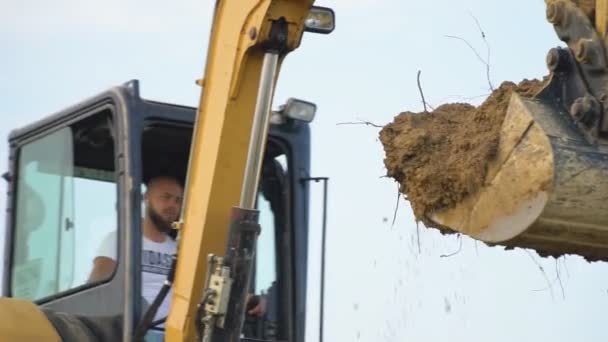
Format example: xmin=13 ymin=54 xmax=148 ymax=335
xmin=2 ymin=1 xmax=608 ymax=341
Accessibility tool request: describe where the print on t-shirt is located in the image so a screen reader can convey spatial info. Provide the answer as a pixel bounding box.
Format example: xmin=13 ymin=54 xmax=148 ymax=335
xmin=142 ymin=249 xmax=173 ymax=275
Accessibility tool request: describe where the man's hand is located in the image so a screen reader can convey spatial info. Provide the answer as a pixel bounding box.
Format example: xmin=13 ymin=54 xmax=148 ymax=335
xmin=246 ymin=294 xmax=267 ymax=318
xmin=87 ymin=256 xmax=116 ymax=283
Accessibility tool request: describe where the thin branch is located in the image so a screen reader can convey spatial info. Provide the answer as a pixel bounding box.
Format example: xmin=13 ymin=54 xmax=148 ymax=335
xmin=444 ymin=35 xmax=487 ymax=68
xmin=416 ymin=70 xmax=434 ymax=112
xmin=532 ymin=259 xmax=565 ymax=298
xmin=468 ymin=11 xmax=493 ymax=91
xmin=336 ymin=120 xmax=383 ymax=128
xmin=525 ymin=250 xmax=554 ymax=300
xmin=469 ymin=11 xmax=486 ymax=39
xmin=555 ymin=258 xmax=566 ymax=300
xmin=391 ymin=185 xmax=400 ymax=228
xmin=440 ymin=235 xmax=463 ymax=258
xmin=444 ymin=31 xmax=494 ymax=92
xmin=532 ymin=276 xmax=559 ymax=292
xmin=562 ymin=256 xmax=570 ymax=278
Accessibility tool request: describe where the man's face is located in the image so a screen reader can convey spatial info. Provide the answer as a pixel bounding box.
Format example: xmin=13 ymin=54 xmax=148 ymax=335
xmin=145 ymin=177 xmax=183 ymax=234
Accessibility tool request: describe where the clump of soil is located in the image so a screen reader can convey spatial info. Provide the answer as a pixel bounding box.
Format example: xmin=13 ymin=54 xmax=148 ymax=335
xmin=379 ymin=79 xmax=544 ymax=227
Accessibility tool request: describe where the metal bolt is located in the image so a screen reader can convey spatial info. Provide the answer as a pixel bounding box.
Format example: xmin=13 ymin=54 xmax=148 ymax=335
xmin=546 ymin=49 xmax=558 ymax=69
xmin=583 ymin=96 xmax=599 ymax=126
xmin=249 ymin=27 xmax=257 ymax=40
xmin=570 ymin=95 xmax=599 ymax=127
xmin=546 ymin=47 xmax=569 ymax=72
xmin=575 ymin=39 xmax=594 ymax=64
xmin=547 ymin=1 xmax=566 ymax=25
xmin=571 ymin=98 xmax=584 ymax=120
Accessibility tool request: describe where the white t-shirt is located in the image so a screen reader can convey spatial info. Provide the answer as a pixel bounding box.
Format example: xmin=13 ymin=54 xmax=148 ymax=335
xmin=96 ymin=230 xmax=177 ymax=322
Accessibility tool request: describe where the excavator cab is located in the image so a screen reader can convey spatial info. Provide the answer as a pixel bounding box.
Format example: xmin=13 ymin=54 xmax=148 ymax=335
xmin=2 ymin=80 xmax=314 ymax=342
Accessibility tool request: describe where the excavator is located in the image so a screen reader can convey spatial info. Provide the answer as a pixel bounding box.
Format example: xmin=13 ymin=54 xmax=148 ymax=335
xmin=0 ymin=0 xmax=607 ymax=341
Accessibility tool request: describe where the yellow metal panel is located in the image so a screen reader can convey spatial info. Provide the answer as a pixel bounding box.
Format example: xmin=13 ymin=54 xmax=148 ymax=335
xmin=165 ymin=0 xmax=314 ymax=341
xmin=0 ymin=298 xmax=61 ymax=341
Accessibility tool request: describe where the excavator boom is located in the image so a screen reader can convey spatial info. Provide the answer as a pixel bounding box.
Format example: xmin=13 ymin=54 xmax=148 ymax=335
xmin=164 ymin=1 xmax=329 ymax=340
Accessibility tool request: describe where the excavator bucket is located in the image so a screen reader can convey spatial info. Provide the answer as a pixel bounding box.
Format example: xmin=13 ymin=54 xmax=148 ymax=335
xmin=381 ymin=0 xmax=608 ymax=262
xmin=429 ymin=90 xmax=608 ymax=262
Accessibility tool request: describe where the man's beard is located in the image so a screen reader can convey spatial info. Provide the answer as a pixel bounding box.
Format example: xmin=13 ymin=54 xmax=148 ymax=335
xmin=147 ymin=206 xmax=174 ymax=235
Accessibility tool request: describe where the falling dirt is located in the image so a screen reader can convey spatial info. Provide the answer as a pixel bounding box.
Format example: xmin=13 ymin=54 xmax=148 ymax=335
xmin=379 ymin=79 xmax=545 ymax=229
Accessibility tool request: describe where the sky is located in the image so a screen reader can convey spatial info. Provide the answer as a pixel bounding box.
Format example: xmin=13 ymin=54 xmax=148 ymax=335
xmin=2 ymin=0 xmax=608 ymax=341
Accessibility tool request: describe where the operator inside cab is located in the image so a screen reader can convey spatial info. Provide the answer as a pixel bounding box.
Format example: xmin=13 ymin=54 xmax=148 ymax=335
xmin=87 ymin=172 xmax=266 ymax=326
xmin=88 ymin=174 xmax=183 ymax=322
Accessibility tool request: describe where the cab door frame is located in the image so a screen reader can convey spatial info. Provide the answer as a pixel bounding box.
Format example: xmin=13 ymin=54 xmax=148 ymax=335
xmin=2 ymin=84 xmax=141 ymax=340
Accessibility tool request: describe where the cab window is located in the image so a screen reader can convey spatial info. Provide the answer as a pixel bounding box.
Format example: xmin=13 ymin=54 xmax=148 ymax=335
xmin=255 ymin=191 xmax=278 ymax=294
xmin=242 ymin=151 xmax=289 ymax=341
xmin=10 ymin=110 xmax=118 ymax=300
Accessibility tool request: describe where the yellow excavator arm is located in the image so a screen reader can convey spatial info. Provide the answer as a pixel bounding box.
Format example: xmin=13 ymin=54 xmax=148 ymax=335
xmin=165 ymin=1 xmax=320 ymax=341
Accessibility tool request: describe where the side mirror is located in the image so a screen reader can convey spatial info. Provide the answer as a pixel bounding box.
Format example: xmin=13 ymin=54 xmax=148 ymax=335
xmin=304 ymin=6 xmax=335 ymax=34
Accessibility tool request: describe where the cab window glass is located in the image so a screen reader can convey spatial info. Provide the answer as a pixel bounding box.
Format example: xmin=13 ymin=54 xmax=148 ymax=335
xmin=255 ymin=192 xmax=277 ymax=294
xmin=10 ymin=110 xmax=117 ymax=300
